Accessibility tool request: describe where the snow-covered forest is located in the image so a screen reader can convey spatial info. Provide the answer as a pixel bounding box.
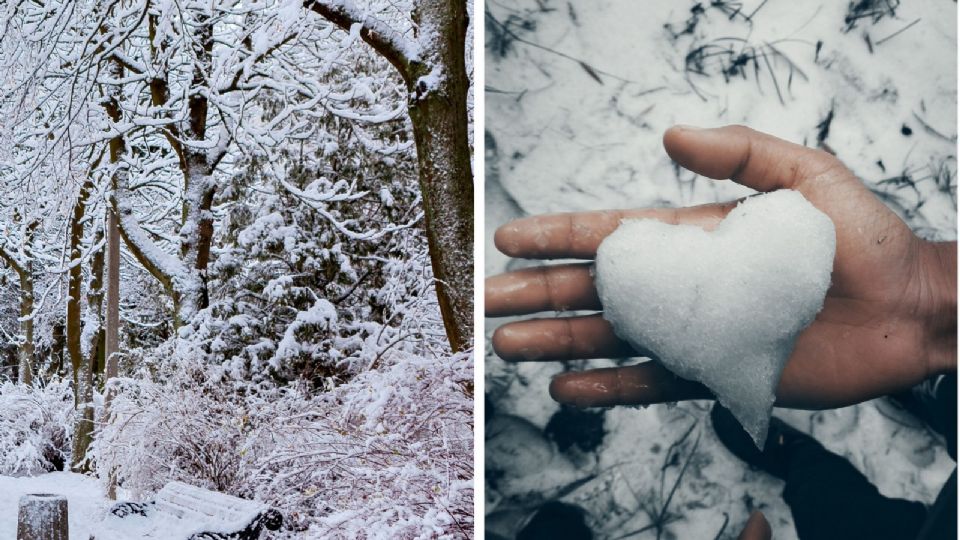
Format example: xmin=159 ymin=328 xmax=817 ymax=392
xmin=0 ymin=0 xmax=473 ymax=538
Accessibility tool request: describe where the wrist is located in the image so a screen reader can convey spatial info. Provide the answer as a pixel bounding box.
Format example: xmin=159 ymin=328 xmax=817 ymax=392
xmin=920 ymin=240 xmax=956 ymax=375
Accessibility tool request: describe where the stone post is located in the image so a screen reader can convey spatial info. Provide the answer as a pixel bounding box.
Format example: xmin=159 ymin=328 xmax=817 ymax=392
xmin=17 ymin=494 xmax=68 ymax=540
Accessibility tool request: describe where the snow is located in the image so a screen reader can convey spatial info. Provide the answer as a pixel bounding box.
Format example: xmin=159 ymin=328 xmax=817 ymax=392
xmin=0 ymin=381 xmax=73 ymax=476
xmin=416 ymin=64 xmax=446 ymax=96
xmin=306 ymin=0 xmax=422 ymax=63
xmin=487 ymin=0 xmax=956 ymax=538
xmin=0 ymin=472 xmax=106 ymax=540
xmin=264 ymin=294 xmax=335 ymax=366
xmin=116 ymin=200 xmax=200 ymax=318
xmin=595 ymin=190 xmax=835 ymax=445
xmin=486 ymin=0 xmax=955 ymax=238
xmin=0 ymin=475 xmax=273 ymax=540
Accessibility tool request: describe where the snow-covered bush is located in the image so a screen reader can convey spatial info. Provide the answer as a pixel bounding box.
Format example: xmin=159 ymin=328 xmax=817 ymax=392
xmin=258 ymin=350 xmax=473 ymax=538
xmin=93 ymin=350 xmax=473 ymax=538
xmin=0 ymin=381 xmax=73 ymax=475
xmin=176 ymin=92 xmax=431 ymax=389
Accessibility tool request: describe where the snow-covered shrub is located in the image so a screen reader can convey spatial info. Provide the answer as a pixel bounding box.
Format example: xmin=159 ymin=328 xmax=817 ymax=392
xmin=258 ymin=350 xmax=473 ymax=538
xmin=93 ymin=350 xmax=473 ymax=539
xmin=0 ymin=381 xmax=74 ymax=475
xmin=179 ymin=101 xmax=431 ymax=389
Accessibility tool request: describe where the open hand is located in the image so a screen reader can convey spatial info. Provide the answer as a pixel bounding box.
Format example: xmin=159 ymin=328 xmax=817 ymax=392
xmin=486 ymin=125 xmax=956 ymax=410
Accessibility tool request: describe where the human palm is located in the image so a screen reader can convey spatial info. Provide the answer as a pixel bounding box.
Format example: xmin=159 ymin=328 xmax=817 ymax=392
xmin=486 ymin=125 xmax=956 ymax=410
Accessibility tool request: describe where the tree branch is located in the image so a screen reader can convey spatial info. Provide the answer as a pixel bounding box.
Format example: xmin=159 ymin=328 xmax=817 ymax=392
xmin=303 ymin=0 xmax=417 ymax=85
xmin=0 ymin=243 xmax=26 ymax=279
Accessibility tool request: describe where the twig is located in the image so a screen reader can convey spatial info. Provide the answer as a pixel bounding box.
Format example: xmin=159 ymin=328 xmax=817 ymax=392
xmin=745 ymin=0 xmax=771 ymax=21
xmin=912 ymin=112 xmax=957 ymax=143
xmin=484 ymin=9 xmax=634 ymax=84
xmin=658 ymin=429 xmax=702 ymax=528
xmin=875 ymin=17 xmax=920 ymax=45
xmin=713 ymin=512 xmax=730 ymax=540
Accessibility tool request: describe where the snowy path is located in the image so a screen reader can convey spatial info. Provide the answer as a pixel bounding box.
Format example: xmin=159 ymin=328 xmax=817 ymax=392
xmin=0 ymin=473 xmax=108 ymax=539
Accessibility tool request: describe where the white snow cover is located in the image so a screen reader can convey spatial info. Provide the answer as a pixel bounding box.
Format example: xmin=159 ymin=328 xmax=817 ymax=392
xmin=596 ymin=190 xmax=836 ymax=445
xmin=0 ymin=473 xmax=105 ymax=540
xmin=0 ymin=382 xmax=73 ymax=476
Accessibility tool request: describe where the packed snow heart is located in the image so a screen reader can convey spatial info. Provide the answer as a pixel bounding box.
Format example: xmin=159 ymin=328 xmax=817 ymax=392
xmin=594 ymin=190 xmax=836 ymax=445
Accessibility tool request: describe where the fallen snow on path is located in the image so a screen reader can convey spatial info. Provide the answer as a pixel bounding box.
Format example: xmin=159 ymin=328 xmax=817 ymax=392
xmin=0 ymin=472 xmax=107 ymax=540
xmin=0 ymin=473 xmax=264 ymax=539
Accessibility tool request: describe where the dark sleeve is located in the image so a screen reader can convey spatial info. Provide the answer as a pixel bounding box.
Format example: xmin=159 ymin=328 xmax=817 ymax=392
xmin=939 ymin=374 xmax=956 ymax=461
xmin=914 ymin=469 xmax=956 ymax=540
xmin=914 ymin=374 xmax=958 ymax=540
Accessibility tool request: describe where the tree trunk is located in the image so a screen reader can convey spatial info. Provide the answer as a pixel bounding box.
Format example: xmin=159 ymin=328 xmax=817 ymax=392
xmin=407 ymin=0 xmax=474 ymax=352
xmin=69 ymin=181 xmax=102 ymax=471
xmin=105 ymin=208 xmax=121 ymax=495
xmin=72 ymin=228 xmax=105 ymax=471
xmin=104 ymin=208 xmax=120 ymax=383
xmin=110 ymin=14 xmax=215 ymax=329
xmin=179 ymin=15 xmax=216 ymax=315
xmin=47 ymin=323 xmax=65 ymax=379
xmin=101 ymin=52 xmax=125 ymax=497
xmin=67 ymin=181 xmax=92 ymax=399
xmin=17 ymin=267 xmax=34 ymax=386
xmin=0 ymin=223 xmax=36 ymax=383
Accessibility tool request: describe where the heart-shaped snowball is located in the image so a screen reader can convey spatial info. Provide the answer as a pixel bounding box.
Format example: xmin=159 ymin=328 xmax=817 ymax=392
xmin=594 ymin=190 xmax=835 ymax=445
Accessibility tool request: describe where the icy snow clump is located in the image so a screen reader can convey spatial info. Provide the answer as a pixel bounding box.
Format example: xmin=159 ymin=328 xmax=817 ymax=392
xmin=594 ymin=190 xmax=836 ymax=445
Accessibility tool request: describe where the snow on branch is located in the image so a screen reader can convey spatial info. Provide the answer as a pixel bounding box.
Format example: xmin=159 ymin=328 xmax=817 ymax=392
xmin=304 ymin=0 xmax=420 ymax=83
xmin=114 ymin=198 xmax=200 ymax=310
xmin=281 ymin=179 xmax=422 ymax=241
xmin=271 ymin=297 xmax=338 ymax=369
xmin=0 ymin=242 xmax=27 ymax=278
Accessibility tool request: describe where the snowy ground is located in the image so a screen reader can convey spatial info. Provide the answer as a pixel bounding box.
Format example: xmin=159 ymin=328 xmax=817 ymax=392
xmin=485 ymin=0 xmax=957 ymax=538
xmin=0 ymin=473 xmax=108 ymax=539
xmin=1 ymin=473 xmax=274 ymax=539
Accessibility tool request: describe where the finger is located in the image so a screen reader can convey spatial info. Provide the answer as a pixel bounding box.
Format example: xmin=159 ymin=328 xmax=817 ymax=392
xmin=491 ymin=314 xmax=635 ymax=362
xmin=549 ymin=362 xmax=712 ymax=407
xmin=737 ymin=511 xmax=772 ymax=540
xmin=486 ymin=263 xmax=599 ymax=317
xmin=494 ymin=202 xmax=737 ymax=259
xmin=663 ymin=124 xmax=841 ymax=192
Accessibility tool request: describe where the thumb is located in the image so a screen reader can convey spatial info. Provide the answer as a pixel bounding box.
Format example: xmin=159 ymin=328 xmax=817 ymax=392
xmin=663 ymin=124 xmax=840 ymax=192
xmin=737 ymin=511 xmax=773 ymax=540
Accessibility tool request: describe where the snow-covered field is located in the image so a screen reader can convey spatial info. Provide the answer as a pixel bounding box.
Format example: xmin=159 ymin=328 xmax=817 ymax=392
xmin=485 ymin=0 xmax=956 ymax=538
